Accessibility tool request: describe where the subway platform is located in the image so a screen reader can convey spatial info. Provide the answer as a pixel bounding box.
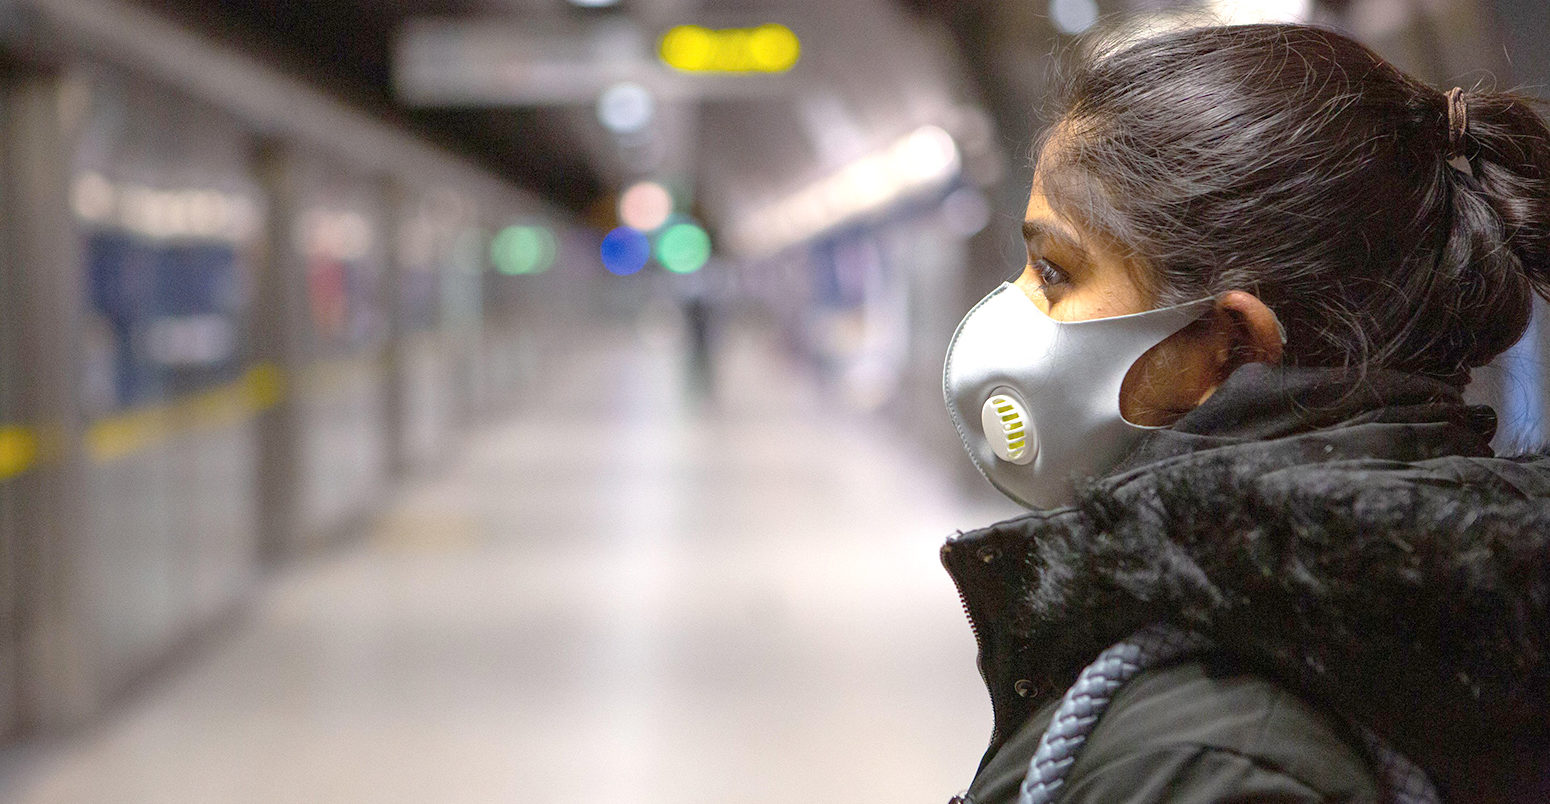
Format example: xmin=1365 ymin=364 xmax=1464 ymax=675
xmin=0 ymin=322 xmax=1014 ymax=803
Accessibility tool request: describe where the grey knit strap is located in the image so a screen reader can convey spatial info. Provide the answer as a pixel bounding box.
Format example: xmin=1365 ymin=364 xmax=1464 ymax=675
xmin=1016 ymin=623 xmax=1442 ymax=804
xmin=1359 ymin=725 xmax=1443 ymax=804
xmin=1017 ymin=623 xmax=1211 ymax=804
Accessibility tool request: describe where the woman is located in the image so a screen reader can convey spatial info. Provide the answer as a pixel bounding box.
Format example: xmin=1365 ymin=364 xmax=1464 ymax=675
xmin=940 ymin=22 xmax=1550 ymax=803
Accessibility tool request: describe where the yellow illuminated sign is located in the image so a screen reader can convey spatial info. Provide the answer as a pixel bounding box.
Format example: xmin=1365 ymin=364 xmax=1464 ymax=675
xmin=659 ymin=24 xmax=800 ymax=74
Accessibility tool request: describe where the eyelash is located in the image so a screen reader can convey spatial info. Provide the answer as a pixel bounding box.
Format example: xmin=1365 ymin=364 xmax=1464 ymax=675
xmin=1030 ymin=258 xmax=1068 ymax=290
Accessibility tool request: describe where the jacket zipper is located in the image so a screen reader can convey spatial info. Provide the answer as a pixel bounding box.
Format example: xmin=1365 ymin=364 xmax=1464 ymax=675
xmin=945 ymin=543 xmax=1003 ymax=750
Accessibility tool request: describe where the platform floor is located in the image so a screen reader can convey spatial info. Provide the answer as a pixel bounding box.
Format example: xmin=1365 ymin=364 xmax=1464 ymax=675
xmin=2 ymin=322 xmax=1019 ymax=803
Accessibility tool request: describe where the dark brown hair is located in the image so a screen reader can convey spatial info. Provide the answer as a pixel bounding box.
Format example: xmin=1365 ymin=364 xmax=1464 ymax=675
xmin=1037 ymin=23 xmax=1550 ymax=385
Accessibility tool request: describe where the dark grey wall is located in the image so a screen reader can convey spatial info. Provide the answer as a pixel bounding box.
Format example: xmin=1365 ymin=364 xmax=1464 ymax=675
xmin=1489 ymin=0 xmax=1550 ymax=449
xmin=1493 ymin=0 xmax=1550 ymax=96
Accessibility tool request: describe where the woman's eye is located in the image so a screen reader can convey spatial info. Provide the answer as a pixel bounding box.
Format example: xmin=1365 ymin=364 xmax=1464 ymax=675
xmin=1031 ymin=258 xmax=1069 ymax=289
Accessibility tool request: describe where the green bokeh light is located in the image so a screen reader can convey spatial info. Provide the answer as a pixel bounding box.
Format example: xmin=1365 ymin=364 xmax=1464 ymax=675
xmin=654 ymin=222 xmax=711 ymax=274
xmin=490 ymin=224 xmax=558 ymax=275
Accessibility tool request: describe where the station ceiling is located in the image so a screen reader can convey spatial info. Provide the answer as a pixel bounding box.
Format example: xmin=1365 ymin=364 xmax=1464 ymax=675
xmin=132 ymin=0 xmax=612 ymax=211
xmin=117 ymin=0 xmax=1542 ymax=240
xmin=127 ymin=0 xmax=1024 ymax=230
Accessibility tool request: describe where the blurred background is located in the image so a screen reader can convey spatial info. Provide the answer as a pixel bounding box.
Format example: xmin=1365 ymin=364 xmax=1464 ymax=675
xmin=0 ymin=0 xmax=1544 ymax=801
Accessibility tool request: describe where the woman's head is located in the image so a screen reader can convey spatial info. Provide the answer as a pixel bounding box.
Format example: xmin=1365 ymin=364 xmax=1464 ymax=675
xmin=1018 ymin=22 xmax=1550 ymax=403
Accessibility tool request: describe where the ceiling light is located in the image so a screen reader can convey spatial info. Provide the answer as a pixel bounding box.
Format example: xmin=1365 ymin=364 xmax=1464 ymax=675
xmin=1206 ymin=0 xmax=1313 ymax=23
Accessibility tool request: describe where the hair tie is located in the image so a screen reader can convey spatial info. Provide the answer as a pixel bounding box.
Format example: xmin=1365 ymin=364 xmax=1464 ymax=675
xmin=1445 ymin=87 xmax=1469 ymax=160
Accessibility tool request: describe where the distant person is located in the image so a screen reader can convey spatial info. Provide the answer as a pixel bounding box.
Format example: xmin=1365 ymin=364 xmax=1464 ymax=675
xmin=940 ymin=22 xmax=1550 ymax=803
xmin=684 ymin=290 xmax=713 ymax=396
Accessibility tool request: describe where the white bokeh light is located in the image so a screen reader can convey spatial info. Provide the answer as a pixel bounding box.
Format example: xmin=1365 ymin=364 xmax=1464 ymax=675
xmin=1207 ymin=0 xmax=1313 ymax=23
xmin=1049 ymin=0 xmax=1100 ymax=35
xmin=596 ymin=82 xmax=654 ymax=135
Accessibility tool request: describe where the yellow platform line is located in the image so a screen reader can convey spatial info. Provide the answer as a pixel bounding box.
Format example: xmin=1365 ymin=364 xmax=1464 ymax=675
xmin=86 ymin=362 xmax=287 ymax=463
xmin=0 ymin=426 xmax=38 ymax=482
xmin=3 ymin=357 xmax=358 ymax=470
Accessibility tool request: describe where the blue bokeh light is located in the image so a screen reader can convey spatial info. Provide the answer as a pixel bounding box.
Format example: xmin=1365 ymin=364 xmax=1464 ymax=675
xmin=600 ymin=226 xmax=651 ymax=276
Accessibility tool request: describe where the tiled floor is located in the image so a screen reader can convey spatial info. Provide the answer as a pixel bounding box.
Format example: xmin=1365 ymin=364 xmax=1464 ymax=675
xmin=2 ymin=322 xmax=1021 ymax=803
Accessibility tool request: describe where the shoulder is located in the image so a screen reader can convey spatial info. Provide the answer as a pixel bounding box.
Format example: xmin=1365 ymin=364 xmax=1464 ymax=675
xmin=1060 ymin=656 xmax=1381 ymax=802
xmin=963 ymin=657 xmax=1381 ymax=804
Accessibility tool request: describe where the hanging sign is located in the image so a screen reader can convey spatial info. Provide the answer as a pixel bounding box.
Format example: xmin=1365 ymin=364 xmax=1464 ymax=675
xmin=657 ymin=24 xmax=800 ymax=74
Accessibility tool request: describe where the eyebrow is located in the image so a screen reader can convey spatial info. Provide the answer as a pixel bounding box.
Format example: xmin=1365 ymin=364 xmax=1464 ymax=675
xmin=1022 ymin=218 xmax=1085 ymax=254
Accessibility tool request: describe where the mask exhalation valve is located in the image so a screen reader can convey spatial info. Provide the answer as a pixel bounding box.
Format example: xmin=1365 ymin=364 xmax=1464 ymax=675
xmin=981 ymin=392 xmax=1036 ymax=465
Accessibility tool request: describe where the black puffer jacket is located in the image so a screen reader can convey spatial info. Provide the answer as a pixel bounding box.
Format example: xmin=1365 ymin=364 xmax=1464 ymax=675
xmin=944 ymin=365 xmax=1550 ymax=803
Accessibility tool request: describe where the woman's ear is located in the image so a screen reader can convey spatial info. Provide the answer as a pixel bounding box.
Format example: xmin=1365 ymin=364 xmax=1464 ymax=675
xmin=1215 ymin=290 xmax=1284 ymax=370
xmin=1121 ymin=290 xmax=1285 ymax=425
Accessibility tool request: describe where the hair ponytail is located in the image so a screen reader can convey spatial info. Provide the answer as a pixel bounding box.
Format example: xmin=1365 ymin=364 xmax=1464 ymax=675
xmin=1460 ymin=91 xmax=1550 ymax=291
xmin=1441 ymin=88 xmax=1550 ymax=370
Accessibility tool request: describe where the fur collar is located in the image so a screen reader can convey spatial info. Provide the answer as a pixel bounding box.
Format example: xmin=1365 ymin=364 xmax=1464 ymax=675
xmin=943 ymin=367 xmax=1550 ymax=791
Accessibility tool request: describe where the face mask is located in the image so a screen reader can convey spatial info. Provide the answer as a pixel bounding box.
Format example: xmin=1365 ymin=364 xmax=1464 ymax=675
xmin=943 ymin=283 xmax=1216 ymax=509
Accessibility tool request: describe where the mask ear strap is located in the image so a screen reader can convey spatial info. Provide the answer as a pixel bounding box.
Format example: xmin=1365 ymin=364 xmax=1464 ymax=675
xmin=1117 ymin=296 xmax=1225 ymax=431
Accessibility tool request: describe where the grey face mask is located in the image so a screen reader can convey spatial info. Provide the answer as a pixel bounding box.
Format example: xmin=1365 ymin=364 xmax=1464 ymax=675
xmin=943 ymin=283 xmax=1216 ymax=510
